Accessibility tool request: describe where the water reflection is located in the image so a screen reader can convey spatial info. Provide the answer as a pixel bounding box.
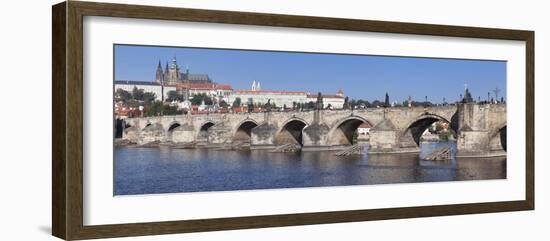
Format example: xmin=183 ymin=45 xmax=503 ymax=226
xmin=114 ymin=142 xmax=506 ymax=195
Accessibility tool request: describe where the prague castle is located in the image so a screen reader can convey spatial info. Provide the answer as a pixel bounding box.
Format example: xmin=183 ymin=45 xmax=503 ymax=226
xmin=115 ymin=57 xmax=344 ymax=109
xmin=155 ymin=57 xmax=213 ymax=85
xmin=116 ymin=57 xmax=225 ymax=102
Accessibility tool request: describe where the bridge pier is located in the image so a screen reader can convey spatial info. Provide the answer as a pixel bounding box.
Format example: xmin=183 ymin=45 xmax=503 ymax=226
xmin=207 ymin=123 xmax=234 ymax=146
xmin=140 ymin=123 xmax=165 ymax=144
xmin=170 ymin=123 xmax=195 ymax=144
xmin=301 ymin=122 xmax=331 ymax=151
xmin=456 ymin=130 xmax=490 ymax=156
xmin=456 ymin=103 xmax=492 ymax=157
xmin=368 ymin=118 xmax=419 ymax=153
xmin=250 ymin=123 xmax=278 ymax=149
xmin=250 ymin=112 xmax=279 ymax=149
xmin=122 ymin=126 xmax=140 ymax=144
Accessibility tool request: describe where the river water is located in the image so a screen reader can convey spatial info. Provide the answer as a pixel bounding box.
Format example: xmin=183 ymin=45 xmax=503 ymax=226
xmin=114 ymin=142 xmax=506 ymax=195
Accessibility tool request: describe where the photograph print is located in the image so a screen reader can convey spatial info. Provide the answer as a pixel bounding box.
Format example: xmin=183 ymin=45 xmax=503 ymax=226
xmin=113 ymin=44 xmax=507 ymax=196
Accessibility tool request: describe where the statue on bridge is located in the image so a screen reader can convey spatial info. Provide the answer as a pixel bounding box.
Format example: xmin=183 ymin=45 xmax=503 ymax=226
xmin=462 ymin=87 xmax=474 ymax=103
xmin=265 ymin=99 xmax=272 ymax=112
xmin=316 ymin=92 xmax=324 ymax=110
xmin=343 ymin=96 xmax=349 ymax=109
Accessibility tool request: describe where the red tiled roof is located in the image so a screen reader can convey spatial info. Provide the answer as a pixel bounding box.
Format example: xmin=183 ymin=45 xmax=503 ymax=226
xmin=235 ymin=90 xmax=307 ymax=95
xmin=216 ymin=84 xmax=233 ymax=90
xmin=307 ymin=94 xmax=344 ymax=99
xmin=176 ymin=83 xmax=233 ymax=90
xmin=359 ymin=123 xmax=371 ymax=128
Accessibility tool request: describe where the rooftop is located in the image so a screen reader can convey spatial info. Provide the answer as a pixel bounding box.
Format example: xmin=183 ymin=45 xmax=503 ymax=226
xmin=176 ymin=83 xmax=233 ymax=90
xmin=307 ymin=94 xmax=344 ymax=99
xmin=235 ymin=90 xmax=307 ymax=95
xmin=115 ymin=80 xmax=160 ymax=86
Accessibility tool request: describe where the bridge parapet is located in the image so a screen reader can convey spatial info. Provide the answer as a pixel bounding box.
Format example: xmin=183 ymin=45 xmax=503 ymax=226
xmin=119 ymin=104 xmax=505 ymax=157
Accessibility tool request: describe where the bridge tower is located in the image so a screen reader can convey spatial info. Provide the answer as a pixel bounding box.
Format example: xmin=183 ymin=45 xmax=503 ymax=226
xmin=456 ymin=102 xmax=491 ymax=156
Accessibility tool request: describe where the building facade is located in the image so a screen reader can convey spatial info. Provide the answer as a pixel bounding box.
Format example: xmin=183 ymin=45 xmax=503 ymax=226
xmin=176 ymin=82 xmax=233 ymax=103
xmin=228 ymin=90 xmax=309 ymax=108
xmin=228 ymin=82 xmax=346 ymax=109
xmin=306 ymin=89 xmax=345 ymax=109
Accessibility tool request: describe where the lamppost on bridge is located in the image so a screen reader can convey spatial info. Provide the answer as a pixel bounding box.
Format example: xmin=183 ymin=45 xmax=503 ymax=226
xmin=424 ymin=95 xmax=428 ymax=107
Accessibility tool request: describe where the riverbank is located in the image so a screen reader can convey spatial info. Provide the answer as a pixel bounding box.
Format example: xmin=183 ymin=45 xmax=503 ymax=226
xmin=114 ymin=139 xmax=505 ymax=158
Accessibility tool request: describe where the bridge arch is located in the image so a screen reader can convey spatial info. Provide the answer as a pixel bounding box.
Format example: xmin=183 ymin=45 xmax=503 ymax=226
xmin=489 ymin=124 xmax=507 ymax=152
xmin=233 ymin=119 xmax=259 ymax=142
xmin=274 ymin=118 xmax=309 ymax=146
xmin=402 ymin=113 xmax=456 ymax=146
xmin=327 ymin=116 xmax=373 ymax=145
xmin=166 ymin=121 xmax=182 ymax=142
xmin=143 ymin=122 xmax=152 ymax=128
xmin=196 ymin=121 xmax=216 ymax=142
xmin=199 ymin=121 xmax=216 ymax=131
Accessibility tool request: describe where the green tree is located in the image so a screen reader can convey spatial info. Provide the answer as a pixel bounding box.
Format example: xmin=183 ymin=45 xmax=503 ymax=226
xmin=307 ymin=101 xmax=315 ymax=110
xmin=143 ymin=101 xmax=181 ymax=117
xmin=166 ymin=90 xmax=183 ymax=102
xmin=371 ymin=100 xmax=383 ymax=108
xmin=142 ymin=92 xmax=156 ymax=104
xmin=115 ymin=88 xmax=132 ymax=102
xmin=219 ymin=100 xmax=229 ymax=108
xmin=144 ymin=101 xmax=163 ymax=117
xmin=132 ymin=86 xmax=144 ymax=101
xmin=190 ymin=93 xmax=213 ymax=105
xmin=129 ymin=86 xmax=156 ymax=104
xmin=232 ymin=97 xmax=242 ymax=108
xmin=247 ymin=98 xmax=254 ymax=113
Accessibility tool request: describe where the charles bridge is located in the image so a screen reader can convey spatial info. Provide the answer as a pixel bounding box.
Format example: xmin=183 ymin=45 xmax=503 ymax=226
xmin=120 ymin=103 xmax=507 ymax=156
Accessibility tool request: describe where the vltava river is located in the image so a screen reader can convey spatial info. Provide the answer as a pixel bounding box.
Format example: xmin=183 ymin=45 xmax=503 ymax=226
xmin=114 ymin=142 xmax=506 ymax=195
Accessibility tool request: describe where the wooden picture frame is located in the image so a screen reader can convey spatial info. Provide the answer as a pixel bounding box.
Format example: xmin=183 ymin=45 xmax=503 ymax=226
xmin=52 ymin=1 xmax=534 ymax=240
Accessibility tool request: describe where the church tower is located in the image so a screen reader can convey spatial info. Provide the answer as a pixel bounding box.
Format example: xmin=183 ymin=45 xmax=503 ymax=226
xmin=155 ymin=60 xmax=164 ymax=84
xmin=166 ymin=56 xmax=180 ymax=85
xmin=164 ymin=62 xmax=169 ymax=83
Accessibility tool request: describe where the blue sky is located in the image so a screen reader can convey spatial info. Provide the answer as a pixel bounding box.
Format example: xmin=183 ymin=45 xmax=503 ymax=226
xmin=114 ymin=44 xmax=506 ymax=103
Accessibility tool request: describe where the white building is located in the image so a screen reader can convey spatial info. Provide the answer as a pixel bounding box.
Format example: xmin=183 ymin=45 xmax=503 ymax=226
xmin=228 ymin=90 xmax=308 ymax=108
xmin=306 ymin=90 xmax=345 ymax=109
xmin=228 ymin=82 xmax=347 ymax=109
xmin=177 ymin=99 xmax=192 ymax=110
xmin=115 ymin=80 xmax=176 ymax=101
xmin=357 ymin=123 xmax=371 ymax=141
xmin=177 ymin=83 xmax=233 ymax=103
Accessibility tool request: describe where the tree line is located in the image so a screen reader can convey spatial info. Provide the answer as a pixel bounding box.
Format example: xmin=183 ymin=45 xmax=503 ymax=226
xmin=115 ymin=87 xmax=181 ymax=117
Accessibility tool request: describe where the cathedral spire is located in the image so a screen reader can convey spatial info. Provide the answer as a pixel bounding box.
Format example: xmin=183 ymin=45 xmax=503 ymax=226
xmin=155 ymin=60 xmax=164 ymax=84
xmin=171 ymin=55 xmax=178 ymax=70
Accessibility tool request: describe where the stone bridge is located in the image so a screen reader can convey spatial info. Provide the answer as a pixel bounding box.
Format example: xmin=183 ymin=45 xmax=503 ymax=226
xmin=120 ymin=103 xmax=506 ymax=156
